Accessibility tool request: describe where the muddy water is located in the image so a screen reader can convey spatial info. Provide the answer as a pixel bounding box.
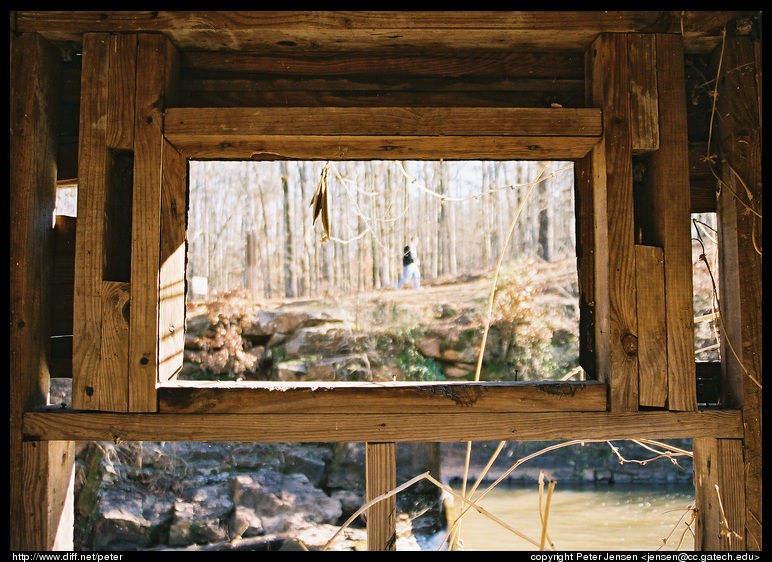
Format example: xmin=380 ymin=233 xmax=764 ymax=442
xmin=426 ymin=483 xmax=695 ymax=551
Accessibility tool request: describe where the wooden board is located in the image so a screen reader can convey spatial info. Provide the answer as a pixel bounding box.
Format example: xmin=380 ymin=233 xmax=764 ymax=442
xmin=128 ymin=34 xmax=179 ymax=411
xmin=586 ymin=33 xmax=638 ymax=411
xmin=635 ymin=245 xmax=667 ymax=407
xmin=158 ymin=139 xmax=187 ymax=383
xmin=366 ymin=443 xmax=397 ymax=551
xmin=649 ymin=34 xmax=698 ymax=412
xmin=164 ymin=107 xmax=602 ymax=160
xmin=9 ymin=31 xmax=75 ymax=551
xmin=158 ymin=381 xmax=608 ymax=414
xmin=23 ymin=410 xmax=744 ymax=443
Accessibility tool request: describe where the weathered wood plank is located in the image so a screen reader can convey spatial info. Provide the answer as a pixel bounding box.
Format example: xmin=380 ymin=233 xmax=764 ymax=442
xmin=165 ymin=106 xmax=602 ymax=162
xmin=106 ymin=34 xmax=137 ymax=150
xmin=72 ymin=33 xmax=121 ymax=411
xmin=689 ymin=142 xmax=717 ymax=214
xmin=366 ymin=443 xmax=397 ymax=551
xmin=157 ymin=381 xmax=607 ymax=414
xmin=158 ymin=139 xmax=187 ymax=384
xmin=586 ymin=34 xmax=638 ymax=411
xmin=714 ymin=36 xmax=762 ymax=552
xmin=14 ymin=11 xmax=754 ymax=55
xmin=171 ymin=135 xmax=600 ymax=161
xmin=10 ymin=31 xmax=72 ymax=551
xmin=99 ymin=280 xmax=130 ymax=406
xmin=574 ymin=151 xmax=606 ymax=381
xmin=20 ymin=442 xmax=76 ymax=550
xmin=629 ymin=34 xmax=659 ymax=153
xmin=181 ymin=50 xmax=585 ymax=78
xmin=165 ymin=107 xmax=601 ymax=138
xmin=648 ymin=34 xmax=698 ymax=412
xmin=23 ymin=410 xmax=744 ymax=443
xmin=128 ymin=34 xmax=179 ymax=411
xmin=635 ymin=245 xmax=667 ymax=407
xmin=176 ymin=88 xmax=586 ymax=111
xmin=693 ymin=438 xmax=746 ymax=550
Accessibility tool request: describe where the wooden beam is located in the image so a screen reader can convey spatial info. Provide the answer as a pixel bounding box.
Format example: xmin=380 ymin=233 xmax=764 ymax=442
xmin=158 ymin=138 xmax=187 ymax=384
xmin=714 ymin=36 xmax=762 ymax=552
xmin=164 ymin=107 xmax=602 ymax=160
xmin=170 ymin=135 xmax=599 ymax=161
xmin=635 ymin=246 xmax=667 ymax=407
xmin=629 ymin=34 xmax=659 ymax=153
xmin=10 ymin=31 xmax=75 ymax=551
xmin=13 ymin=11 xmax=756 ymax=55
xmin=366 ymin=443 xmax=397 ymax=551
xmin=158 ymin=381 xmax=607 ymax=414
xmin=693 ymin=438 xmax=746 ymax=550
xmin=649 ymin=34 xmax=698 ymax=412
xmin=72 ymin=33 xmax=131 ymax=411
xmin=586 ymin=34 xmax=638 ymax=411
xmin=128 ymin=33 xmax=180 ymax=411
xmin=23 ymin=410 xmax=744 ymax=443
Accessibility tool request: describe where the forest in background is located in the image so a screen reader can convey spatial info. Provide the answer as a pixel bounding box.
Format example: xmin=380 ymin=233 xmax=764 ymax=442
xmin=186 ymin=160 xmax=576 ymax=300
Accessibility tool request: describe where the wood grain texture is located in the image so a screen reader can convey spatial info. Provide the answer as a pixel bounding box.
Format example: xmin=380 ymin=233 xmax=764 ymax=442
xmin=158 ymin=139 xmax=187 ymax=384
xmin=629 ymin=34 xmax=659 ymax=154
xmin=9 ymin=31 xmax=65 ymax=551
xmin=587 ymin=34 xmax=638 ymax=411
xmin=693 ymin=438 xmax=746 ymax=550
xmin=23 ymin=410 xmax=744 ymax=443
xmin=366 ymin=443 xmax=397 ymax=551
xmin=14 ymin=11 xmax=754 ymax=55
xmin=169 ymin=135 xmax=599 ymax=161
xmin=128 ymin=34 xmax=179 ymax=411
xmin=650 ymin=34 xmax=698 ymax=412
xmin=714 ymin=36 xmax=762 ymax=552
xmin=635 ymin=245 xmax=667 ymax=407
xmin=164 ymin=106 xmax=602 ymax=161
xmin=72 ymin=33 xmax=114 ymax=410
xmin=158 ymin=381 xmax=607 ymax=414
xmin=165 ymin=107 xmax=601 ymax=137
xmin=106 ymin=34 xmax=136 ymax=150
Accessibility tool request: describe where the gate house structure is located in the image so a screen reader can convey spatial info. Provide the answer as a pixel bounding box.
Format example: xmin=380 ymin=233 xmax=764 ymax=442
xmin=10 ymin=12 xmax=761 ymax=551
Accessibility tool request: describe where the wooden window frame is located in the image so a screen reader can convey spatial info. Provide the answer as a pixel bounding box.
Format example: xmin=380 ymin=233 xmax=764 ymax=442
xmin=155 ymin=106 xmax=609 ymax=419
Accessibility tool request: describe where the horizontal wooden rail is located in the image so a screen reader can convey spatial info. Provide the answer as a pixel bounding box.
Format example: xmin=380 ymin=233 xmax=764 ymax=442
xmin=23 ymin=410 xmax=743 ymax=443
xmin=163 ymin=107 xmax=602 ymax=160
xmin=158 ymin=380 xmax=607 ymax=414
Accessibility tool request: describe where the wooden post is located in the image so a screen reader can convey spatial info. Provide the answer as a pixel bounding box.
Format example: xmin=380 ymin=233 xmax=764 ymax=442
xmin=693 ymin=438 xmax=746 ymax=550
xmin=129 ymin=33 xmax=180 ymax=410
xmin=647 ymin=34 xmax=698 ymax=412
xmin=582 ymin=33 xmax=638 ymax=411
xmin=366 ymin=442 xmax=397 ymax=551
xmin=72 ymin=34 xmax=136 ymax=411
xmin=10 ymin=31 xmax=76 ymax=550
xmin=714 ymin=35 xmax=763 ymax=551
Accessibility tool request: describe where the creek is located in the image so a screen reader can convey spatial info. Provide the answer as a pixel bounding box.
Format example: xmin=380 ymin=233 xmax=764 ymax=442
xmin=424 ymin=483 xmax=695 ymax=551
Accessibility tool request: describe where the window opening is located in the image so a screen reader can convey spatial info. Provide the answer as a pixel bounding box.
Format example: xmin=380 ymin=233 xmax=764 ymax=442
xmin=183 ymin=160 xmax=581 ymax=384
xmin=692 ymin=212 xmax=721 ymax=407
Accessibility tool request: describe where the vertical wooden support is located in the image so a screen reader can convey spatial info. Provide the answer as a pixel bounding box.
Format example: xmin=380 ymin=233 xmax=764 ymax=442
xmin=158 ymin=138 xmax=187 ymax=383
xmin=366 ymin=442 xmax=397 ymax=551
xmin=693 ymin=438 xmax=746 ymax=550
xmin=629 ymin=34 xmax=659 ymax=154
xmin=72 ymin=33 xmax=137 ymax=411
xmin=635 ymin=245 xmax=667 ymax=407
xmin=129 ymin=34 xmax=179 ymax=410
xmin=583 ymin=34 xmax=638 ymax=411
xmin=10 ymin=31 xmax=75 ymax=550
xmin=647 ymin=34 xmax=698 ymax=412
xmin=714 ymin=35 xmax=762 ymax=551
